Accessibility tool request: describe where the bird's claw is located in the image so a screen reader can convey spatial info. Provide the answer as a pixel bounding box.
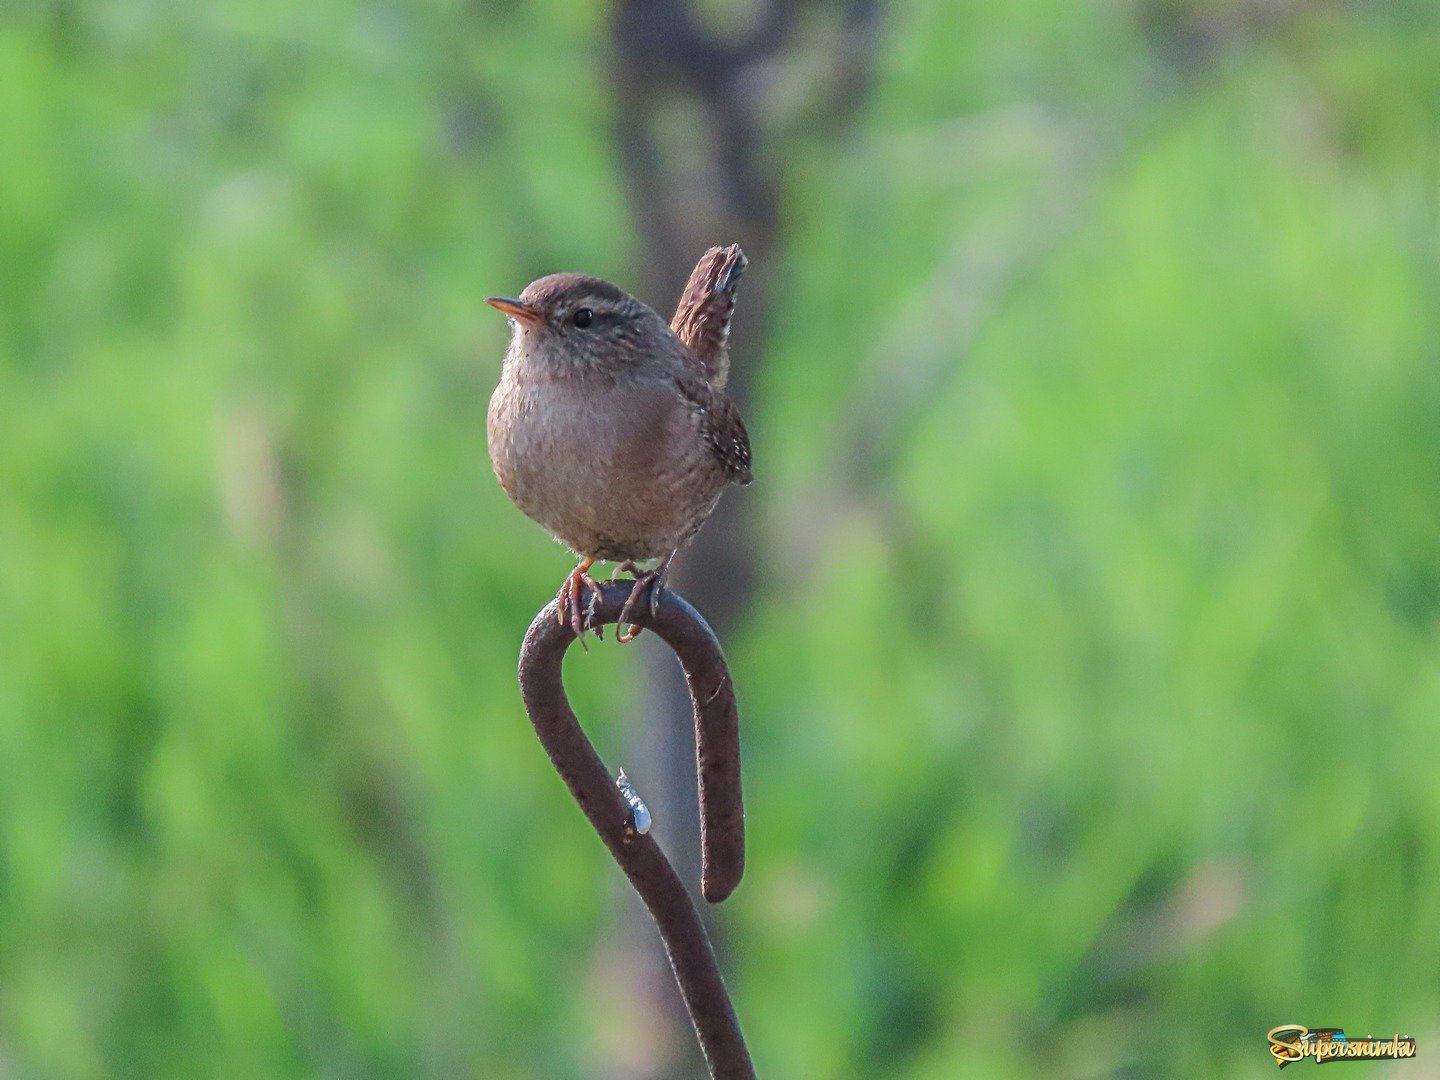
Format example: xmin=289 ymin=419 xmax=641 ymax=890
xmin=617 ymin=570 xmax=663 ymax=644
xmin=558 ymin=558 xmax=602 ymax=648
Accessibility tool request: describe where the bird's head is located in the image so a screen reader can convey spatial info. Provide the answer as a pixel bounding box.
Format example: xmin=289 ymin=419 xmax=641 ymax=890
xmin=487 ymin=273 xmax=669 ymax=375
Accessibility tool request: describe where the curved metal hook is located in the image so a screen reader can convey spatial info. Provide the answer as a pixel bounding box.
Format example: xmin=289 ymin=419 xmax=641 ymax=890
xmin=517 ymin=580 xmax=754 ymax=1079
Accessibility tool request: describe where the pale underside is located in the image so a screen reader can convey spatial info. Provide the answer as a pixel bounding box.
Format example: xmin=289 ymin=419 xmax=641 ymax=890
xmin=488 ymin=366 xmax=729 ymax=563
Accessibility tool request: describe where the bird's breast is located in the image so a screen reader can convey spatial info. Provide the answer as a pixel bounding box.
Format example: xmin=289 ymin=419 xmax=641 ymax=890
xmin=487 ymin=371 xmax=725 ymax=560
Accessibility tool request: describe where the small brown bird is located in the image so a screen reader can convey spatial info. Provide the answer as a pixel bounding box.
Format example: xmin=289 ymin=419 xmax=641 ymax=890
xmin=486 ymin=245 xmax=752 ymax=642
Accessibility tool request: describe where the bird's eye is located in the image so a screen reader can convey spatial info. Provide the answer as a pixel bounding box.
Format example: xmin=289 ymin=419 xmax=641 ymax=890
xmin=572 ymin=308 xmax=594 ymax=329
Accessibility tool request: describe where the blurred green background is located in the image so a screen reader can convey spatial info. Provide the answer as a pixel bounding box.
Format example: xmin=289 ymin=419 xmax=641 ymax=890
xmin=4 ymin=1 xmax=1440 ymax=1076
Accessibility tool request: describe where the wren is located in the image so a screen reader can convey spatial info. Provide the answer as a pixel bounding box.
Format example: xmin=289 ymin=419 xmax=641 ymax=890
xmin=486 ymin=245 xmax=752 ymax=642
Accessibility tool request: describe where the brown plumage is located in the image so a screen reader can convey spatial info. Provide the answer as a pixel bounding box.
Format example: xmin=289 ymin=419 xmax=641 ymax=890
xmin=671 ymin=243 xmax=748 ymax=389
xmin=485 ymin=246 xmax=751 ymax=641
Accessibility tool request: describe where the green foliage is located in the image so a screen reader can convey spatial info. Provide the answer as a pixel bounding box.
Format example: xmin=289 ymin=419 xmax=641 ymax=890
xmin=3 ymin=1 xmax=1439 ymax=1076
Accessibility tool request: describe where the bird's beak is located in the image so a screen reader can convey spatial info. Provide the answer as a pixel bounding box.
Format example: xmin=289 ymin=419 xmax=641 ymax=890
xmin=486 ymin=296 xmax=542 ymax=326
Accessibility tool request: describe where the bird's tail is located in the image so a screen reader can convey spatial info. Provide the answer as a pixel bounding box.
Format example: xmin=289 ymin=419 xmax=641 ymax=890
xmin=671 ymin=243 xmax=747 ymax=389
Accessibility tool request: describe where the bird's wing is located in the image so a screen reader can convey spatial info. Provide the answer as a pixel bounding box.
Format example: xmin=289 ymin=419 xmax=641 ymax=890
xmin=675 ymin=373 xmax=753 ymax=486
xmin=670 ymin=244 xmax=747 ymax=390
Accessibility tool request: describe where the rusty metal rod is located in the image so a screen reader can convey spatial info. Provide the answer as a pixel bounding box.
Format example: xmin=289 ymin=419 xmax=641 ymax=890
xmin=517 ymin=580 xmax=753 ymax=1079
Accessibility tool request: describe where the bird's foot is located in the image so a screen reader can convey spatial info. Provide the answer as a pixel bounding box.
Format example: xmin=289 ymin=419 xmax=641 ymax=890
xmin=616 ymin=568 xmax=664 ymax=644
xmin=557 ymin=557 xmax=603 ymax=647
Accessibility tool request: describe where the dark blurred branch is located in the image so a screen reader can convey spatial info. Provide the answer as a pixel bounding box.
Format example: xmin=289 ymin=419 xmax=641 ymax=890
xmin=792 ymin=0 xmax=884 ymax=137
xmin=605 ymin=5 xmax=884 ymax=1074
xmin=517 ymin=582 xmax=752 ymax=1077
xmin=610 ymin=0 xmax=782 ymax=311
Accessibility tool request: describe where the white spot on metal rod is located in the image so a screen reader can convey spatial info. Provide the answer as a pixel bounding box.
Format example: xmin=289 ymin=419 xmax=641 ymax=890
xmin=616 ymin=769 xmax=652 ymax=835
